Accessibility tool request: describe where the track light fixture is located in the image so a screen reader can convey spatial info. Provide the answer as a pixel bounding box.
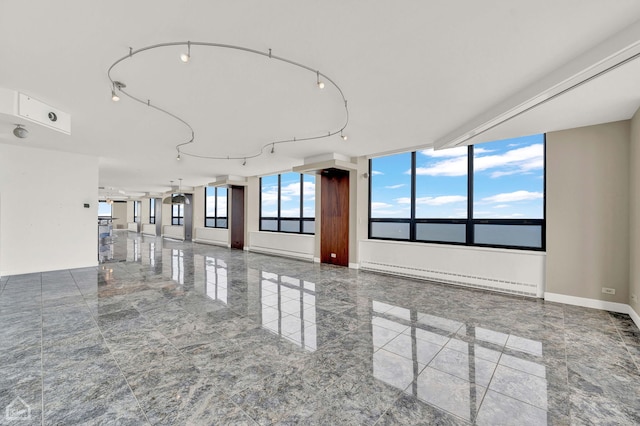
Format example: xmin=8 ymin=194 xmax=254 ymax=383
xmin=242 ymin=158 xmax=247 ymax=166
xmin=341 ymin=131 xmax=348 ymax=141
xmin=180 ymin=41 xmax=191 ymax=63
xmin=316 ymin=71 xmax=325 ymax=89
xmin=107 ymin=41 xmax=349 ymax=162
xmin=13 ymin=124 xmax=28 ymax=139
xmin=111 ymin=81 xmax=126 ymax=102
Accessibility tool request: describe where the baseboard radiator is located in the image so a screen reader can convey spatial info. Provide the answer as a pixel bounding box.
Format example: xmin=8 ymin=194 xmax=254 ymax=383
xmin=162 ymin=225 xmax=185 ymax=241
xmin=141 ymin=224 xmax=156 ymax=236
xmin=193 ymin=227 xmax=229 ymax=247
xmin=127 ymin=222 xmax=140 ymax=232
xmin=359 ymin=240 xmax=545 ymax=298
xmin=248 ymin=231 xmax=314 ymax=261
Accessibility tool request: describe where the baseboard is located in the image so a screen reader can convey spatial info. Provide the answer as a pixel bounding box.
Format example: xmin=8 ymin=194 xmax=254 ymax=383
xmin=349 ymin=262 xmax=359 ymax=270
xmin=629 ymin=306 xmax=640 ymax=330
xmin=248 ymin=246 xmax=314 ymax=262
xmin=193 ymin=239 xmax=230 ymax=248
xmin=544 ymin=292 xmax=630 ymax=314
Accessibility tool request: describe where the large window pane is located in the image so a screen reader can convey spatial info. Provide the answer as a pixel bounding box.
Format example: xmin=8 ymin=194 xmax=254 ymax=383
xmin=280 ymin=172 xmax=301 ymax=217
xmin=98 ymin=201 xmax=112 ymax=217
xmin=205 ymin=187 xmax=216 ymax=218
xmin=416 ymin=223 xmax=466 ymax=243
xmin=261 ymin=219 xmax=277 ymax=231
xmin=216 ymin=187 xmax=228 ymax=221
xmin=302 ymin=220 xmax=315 ymax=234
xmin=371 ymin=222 xmax=410 ymax=239
xmin=261 ymin=175 xmax=279 ymax=217
xmin=473 ymin=135 xmax=544 ymax=219
xmin=474 ymin=224 xmax=542 ymax=248
xmin=415 ymin=148 xmax=467 ymax=218
xmin=281 ymin=220 xmax=300 ymax=233
xmin=370 ymin=153 xmax=411 ymax=218
xmin=303 ymin=174 xmax=315 ymax=218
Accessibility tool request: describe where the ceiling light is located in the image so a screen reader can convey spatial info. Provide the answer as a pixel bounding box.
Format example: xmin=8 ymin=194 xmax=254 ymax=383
xmin=180 ymin=41 xmax=191 ymax=63
xmin=242 ymin=158 xmax=247 ymax=166
xmin=270 ymin=144 xmax=275 ymax=154
xmin=341 ymin=131 xmax=348 ymax=141
xmin=317 ymin=71 xmax=325 ymax=89
xmin=111 ymin=81 xmax=126 ymax=102
xmin=176 ymin=153 xmax=181 ymax=161
xmin=13 ymin=124 xmax=28 ymax=138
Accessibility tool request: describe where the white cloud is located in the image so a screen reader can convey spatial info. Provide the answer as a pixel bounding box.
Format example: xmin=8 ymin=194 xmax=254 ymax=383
xmin=371 ymin=202 xmax=393 ymax=209
xmin=476 ymin=144 xmax=543 ymax=177
xmin=371 ymin=170 xmax=383 ymax=176
xmin=494 ymin=204 xmax=510 ymax=209
xmin=415 ymin=155 xmax=468 ymax=176
xmin=384 ymin=184 xmax=406 ymax=189
xmin=415 ymin=143 xmax=543 ymax=178
xmin=482 ymin=190 xmax=543 ymax=203
xmin=420 ymin=146 xmax=468 ymax=158
xmin=396 ymin=195 xmax=466 ymax=205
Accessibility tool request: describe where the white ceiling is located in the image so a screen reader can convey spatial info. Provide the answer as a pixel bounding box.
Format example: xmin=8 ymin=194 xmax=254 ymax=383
xmin=1 ymin=1 xmax=640 ymax=198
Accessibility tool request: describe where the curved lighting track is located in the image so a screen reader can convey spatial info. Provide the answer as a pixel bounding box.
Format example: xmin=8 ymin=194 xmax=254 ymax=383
xmin=107 ymin=41 xmax=349 ymax=161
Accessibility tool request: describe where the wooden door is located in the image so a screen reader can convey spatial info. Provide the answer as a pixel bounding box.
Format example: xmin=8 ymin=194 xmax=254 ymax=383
xmin=231 ymin=186 xmax=245 ymax=250
xmin=320 ymin=169 xmax=349 ymax=266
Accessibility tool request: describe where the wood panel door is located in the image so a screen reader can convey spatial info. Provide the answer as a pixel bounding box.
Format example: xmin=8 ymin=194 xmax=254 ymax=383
xmin=320 ymin=169 xmax=349 ymax=266
xmin=231 ymin=186 xmax=245 ymax=250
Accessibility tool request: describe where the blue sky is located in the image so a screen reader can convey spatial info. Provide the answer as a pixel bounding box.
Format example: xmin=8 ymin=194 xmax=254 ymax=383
xmin=371 ymin=134 xmax=544 ymax=219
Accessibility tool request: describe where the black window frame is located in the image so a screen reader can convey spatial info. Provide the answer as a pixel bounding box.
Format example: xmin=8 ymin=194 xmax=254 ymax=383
xmin=204 ymin=187 xmax=228 ymax=229
xmin=171 ymin=195 xmax=184 ymax=226
xmin=368 ymin=137 xmax=546 ymax=251
xmin=259 ymin=173 xmax=315 ymax=235
xmin=133 ymin=200 xmax=140 ymax=223
xmin=149 ymin=198 xmax=156 ymax=224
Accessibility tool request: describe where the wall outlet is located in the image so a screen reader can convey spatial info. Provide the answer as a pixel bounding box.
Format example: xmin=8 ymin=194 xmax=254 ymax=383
xmin=330 ymin=253 xmax=337 ymax=258
xmin=601 ymin=287 xmax=616 ymax=295
xmin=632 ymin=294 xmax=638 ymax=303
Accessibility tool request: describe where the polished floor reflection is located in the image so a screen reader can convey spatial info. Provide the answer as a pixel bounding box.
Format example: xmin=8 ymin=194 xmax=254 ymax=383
xmin=1 ymin=231 xmax=639 ymax=425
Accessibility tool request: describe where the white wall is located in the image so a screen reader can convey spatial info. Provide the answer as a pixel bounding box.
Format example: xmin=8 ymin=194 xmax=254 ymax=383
xmin=630 ymin=108 xmax=640 ymax=319
xmin=0 ymin=144 xmax=98 ymax=276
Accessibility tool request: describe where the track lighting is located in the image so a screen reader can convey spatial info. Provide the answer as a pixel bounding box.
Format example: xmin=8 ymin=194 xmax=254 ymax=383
xmin=341 ymin=131 xmax=348 ymax=141
xmin=242 ymin=158 xmax=247 ymax=166
xmin=316 ymin=71 xmax=324 ymax=89
xmin=13 ymin=124 xmax=28 ymax=139
xmin=108 ymin=42 xmax=349 ymax=162
xmin=180 ymin=41 xmax=191 ymax=63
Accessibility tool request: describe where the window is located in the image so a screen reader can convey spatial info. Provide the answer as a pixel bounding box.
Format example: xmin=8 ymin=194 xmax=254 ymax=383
xmin=133 ymin=200 xmax=140 ymax=223
xmin=369 ymin=135 xmax=545 ymax=250
xmin=260 ymin=173 xmax=315 ymax=234
xmin=205 ymin=187 xmax=228 ymax=228
xmin=149 ymin=198 xmax=156 ymax=224
xmin=171 ymin=197 xmax=184 ymax=225
xmin=98 ymin=201 xmax=112 ymax=218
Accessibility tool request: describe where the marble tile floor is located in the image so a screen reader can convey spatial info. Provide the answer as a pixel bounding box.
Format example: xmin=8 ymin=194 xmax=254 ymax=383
xmin=1 ymin=231 xmax=639 ymax=425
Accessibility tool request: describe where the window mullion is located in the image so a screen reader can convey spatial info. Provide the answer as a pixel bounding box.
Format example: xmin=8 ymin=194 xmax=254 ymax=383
xmin=467 ymin=145 xmax=474 ymax=245
xmin=410 ymin=151 xmax=416 ymax=241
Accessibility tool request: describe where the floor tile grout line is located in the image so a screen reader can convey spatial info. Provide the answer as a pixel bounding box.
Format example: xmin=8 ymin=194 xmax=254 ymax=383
xmin=608 ymin=311 xmax=640 ymax=373
xmin=69 ymin=270 xmax=153 ymax=426
xmin=40 ymin=272 xmax=44 ymax=426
